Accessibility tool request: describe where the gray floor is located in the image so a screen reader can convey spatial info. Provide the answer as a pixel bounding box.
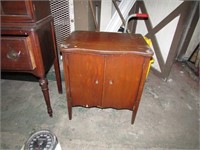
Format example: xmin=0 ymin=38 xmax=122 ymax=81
xmin=1 ymin=62 xmax=199 ymax=150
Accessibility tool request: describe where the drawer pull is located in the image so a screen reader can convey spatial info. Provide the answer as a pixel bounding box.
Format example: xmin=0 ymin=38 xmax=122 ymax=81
xmin=7 ymin=50 xmax=21 ymax=60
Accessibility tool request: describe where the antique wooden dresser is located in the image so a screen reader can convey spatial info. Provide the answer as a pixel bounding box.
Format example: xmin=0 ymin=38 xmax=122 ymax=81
xmin=1 ymin=0 xmax=62 ymax=116
xmin=60 ymin=31 xmax=153 ymax=124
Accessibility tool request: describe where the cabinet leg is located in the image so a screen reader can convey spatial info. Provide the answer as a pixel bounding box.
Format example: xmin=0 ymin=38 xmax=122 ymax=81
xmin=131 ymin=111 xmax=136 ymax=125
xmin=51 ymin=21 xmax=62 ymax=94
xmin=54 ymin=60 xmax=63 ymax=94
xmin=67 ymin=98 xmax=72 ymax=120
xmin=39 ymin=78 xmax=53 ymax=117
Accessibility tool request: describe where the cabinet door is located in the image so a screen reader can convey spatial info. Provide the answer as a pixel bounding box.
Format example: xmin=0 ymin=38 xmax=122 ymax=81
xmin=1 ymin=1 xmax=51 ymax=23
xmin=102 ymin=55 xmax=144 ymax=110
xmin=67 ymin=53 xmax=104 ymax=107
xmin=1 ymin=1 xmax=34 ymax=22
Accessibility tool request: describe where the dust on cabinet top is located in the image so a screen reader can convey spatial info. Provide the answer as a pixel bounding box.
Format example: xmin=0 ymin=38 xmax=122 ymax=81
xmin=60 ymin=31 xmax=153 ymax=57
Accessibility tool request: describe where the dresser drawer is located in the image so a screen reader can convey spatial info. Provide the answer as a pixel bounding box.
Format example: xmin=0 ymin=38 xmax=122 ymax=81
xmin=1 ymin=36 xmax=36 ymax=71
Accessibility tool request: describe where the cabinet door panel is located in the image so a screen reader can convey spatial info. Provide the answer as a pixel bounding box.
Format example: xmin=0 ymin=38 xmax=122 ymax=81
xmin=1 ymin=1 xmax=27 ymax=15
xmin=1 ymin=1 xmax=51 ymax=23
xmin=68 ymin=53 xmax=104 ymax=107
xmin=102 ymin=55 xmax=144 ymax=109
xmin=1 ymin=1 xmax=34 ymax=22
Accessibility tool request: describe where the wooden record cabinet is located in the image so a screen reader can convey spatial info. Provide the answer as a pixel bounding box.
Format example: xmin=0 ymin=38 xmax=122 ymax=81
xmin=60 ymin=31 xmax=153 ymax=124
xmin=1 ymin=0 xmax=62 ymax=116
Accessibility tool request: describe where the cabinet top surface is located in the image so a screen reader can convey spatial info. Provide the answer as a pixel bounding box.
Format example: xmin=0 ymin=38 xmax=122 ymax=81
xmin=61 ymin=31 xmax=153 ymax=56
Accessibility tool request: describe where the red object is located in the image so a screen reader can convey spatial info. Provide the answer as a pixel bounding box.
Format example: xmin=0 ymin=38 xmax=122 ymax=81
xmin=135 ymin=13 xmax=149 ymax=18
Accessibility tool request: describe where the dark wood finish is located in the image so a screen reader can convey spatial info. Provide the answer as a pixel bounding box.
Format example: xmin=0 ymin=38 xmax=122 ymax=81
xmin=61 ymin=31 xmax=152 ymax=56
xmin=51 ymin=21 xmax=63 ymax=94
xmin=1 ymin=1 xmax=51 ymax=23
xmin=39 ymin=78 xmax=52 ymax=117
xmin=1 ymin=1 xmax=62 ymax=116
xmin=61 ymin=31 xmax=153 ymax=124
xmin=67 ymin=53 xmax=104 ymax=107
xmin=102 ymin=55 xmax=144 ymax=109
xmin=1 ymin=36 xmax=36 ymax=70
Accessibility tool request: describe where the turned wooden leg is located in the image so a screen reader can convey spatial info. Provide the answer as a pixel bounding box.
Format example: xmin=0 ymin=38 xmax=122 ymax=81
xmin=51 ymin=21 xmax=62 ymax=94
xmin=39 ymin=78 xmax=53 ymax=117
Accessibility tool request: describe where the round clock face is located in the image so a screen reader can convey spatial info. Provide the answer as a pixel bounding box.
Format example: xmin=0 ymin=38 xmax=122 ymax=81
xmin=24 ymin=130 xmax=57 ymax=150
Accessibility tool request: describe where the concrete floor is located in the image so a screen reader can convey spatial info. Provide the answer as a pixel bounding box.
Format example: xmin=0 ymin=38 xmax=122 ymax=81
xmin=1 ymin=62 xmax=199 ymax=150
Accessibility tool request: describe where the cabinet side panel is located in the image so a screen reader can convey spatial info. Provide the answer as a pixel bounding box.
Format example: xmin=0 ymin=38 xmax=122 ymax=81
xmin=68 ymin=53 xmax=104 ymax=107
xmin=102 ymin=54 xmax=144 ymax=109
xmin=37 ymin=21 xmax=55 ymax=72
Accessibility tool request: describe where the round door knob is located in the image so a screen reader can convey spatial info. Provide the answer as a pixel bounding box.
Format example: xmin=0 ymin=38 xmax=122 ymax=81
xmin=109 ymin=80 xmax=113 ymax=85
xmin=95 ymin=80 xmax=99 ymax=84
